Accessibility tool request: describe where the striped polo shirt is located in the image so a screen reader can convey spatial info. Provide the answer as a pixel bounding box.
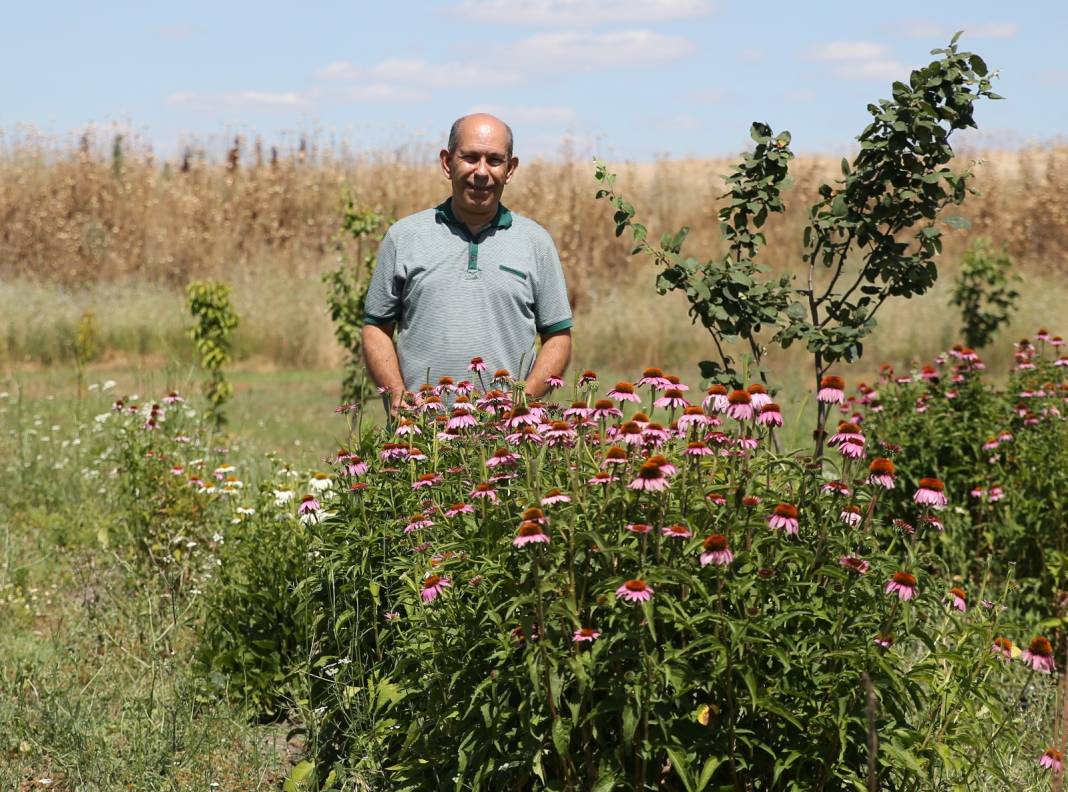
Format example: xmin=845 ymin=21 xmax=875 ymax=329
xmin=363 ymin=199 xmax=573 ymax=390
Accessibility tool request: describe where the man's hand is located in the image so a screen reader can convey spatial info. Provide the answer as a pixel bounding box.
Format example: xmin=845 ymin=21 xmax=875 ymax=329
xmin=362 ymin=323 xmax=406 ymax=416
xmin=525 ymin=329 xmax=572 ymax=398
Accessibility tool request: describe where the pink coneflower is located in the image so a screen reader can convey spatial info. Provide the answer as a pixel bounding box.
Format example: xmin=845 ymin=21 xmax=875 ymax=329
xmin=404 ymin=513 xmax=434 ymax=534
xmin=840 ymin=505 xmax=862 ymax=526
xmin=684 ymin=441 xmax=713 ymax=457
xmin=839 ymin=556 xmax=869 ymax=574
xmin=421 ymin=575 xmax=451 ymax=602
xmin=520 ymin=507 xmax=547 ymax=525
xmin=677 ymin=405 xmax=710 ymax=430
xmin=418 ymin=395 xmax=444 ymax=414
xmin=700 ymin=534 xmax=733 ymax=567
xmin=988 ymin=485 xmax=1004 ymax=502
xmin=757 ymin=403 xmax=783 ymax=427
xmin=435 ymin=376 xmax=456 ymax=395
xmin=412 ymin=473 xmax=442 ymax=490
xmin=615 ymin=578 xmax=654 ymax=602
xmin=945 ymin=587 xmax=967 ymax=611
xmin=506 ymin=425 xmax=544 ymax=446
xmin=1022 ymin=636 xmax=1056 ymax=673
xmin=645 ymin=454 xmax=678 ymax=477
xmin=914 ymin=477 xmax=947 ymax=508
xmin=746 ymin=383 xmax=772 ymax=410
xmin=828 ymin=421 xmax=866 ymax=458
xmin=726 ymin=390 xmax=753 ymax=421
xmin=821 ymin=480 xmax=852 ymax=497
xmin=630 ymin=462 xmax=670 ymax=491
xmin=892 ymin=518 xmax=915 ymax=535
xmin=541 ymin=488 xmax=571 ymax=506
xmin=704 ymin=384 xmax=729 ymax=413
xmin=885 ymin=572 xmax=918 ymax=601
xmin=981 ymin=437 xmax=999 ymax=451
xmin=626 ymin=522 xmax=653 ymax=534
xmin=992 ymin=636 xmax=1014 ymax=660
xmin=1037 ymin=328 xmax=1051 ymax=342
xmin=298 ymin=494 xmax=321 ymax=515
xmin=1056 ymin=356 xmax=1068 ymax=367
xmin=706 ymin=492 xmax=727 ymax=506
xmin=486 ymin=447 xmax=521 ymax=468
xmin=588 ymin=471 xmax=618 ymax=486
xmin=504 ymin=406 xmax=538 ymax=428
xmin=447 ymin=409 xmax=477 ymax=431
xmin=468 ymin=356 xmax=487 ymax=372
xmin=1040 ymin=749 xmax=1064 ymax=774
xmin=662 ymin=523 xmax=692 ymax=539
xmin=742 ymin=495 xmax=762 ymax=507
xmin=615 ymin=421 xmax=645 ymax=446
xmin=590 ymin=399 xmax=623 ymax=421
xmin=607 ymin=382 xmax=642 ymax=403
xmin=477 ymin=389 xmax=512 ymax=413
xmin=920 ymin=365 xmax=939 ymax=381
xmin=637 ymin=367 xmax=671 ymax=390
xmin=654 ymin=388 xmax=689 ymax=409
xmin=543 ymin=420 xmax=577 ymax=446
xmin=602 ymin=446 xmax=628 ymax=465
xmin=818 ymin=375 xmax=846 ymax=404
xmin=573 ymin=627 xmax=601 ymax=642
xmin=663 ymin=374 xmax=689 ymax=392
xmin=513 ymin=521 xmax=550 ymax=547
xmin=921 ymin=514 xmax=944 ymax=532
xmin=867 ymin=458 xmax=896 ymax=489
xmin=470 ymin=482 xmax=499 ymax=503
xmin=578 ymin=369 xmax=598 ymax=387
xmin=444 ymin=502 xmax=475 ymax=518
xmin=1052 ymin=336 xmax=1065 ymax=347
xmin=492 ymin=368 xmax=512 ymax=384
xmin=544 ymin=375 xmax=565 ymax=390
xmin=768 ymin=503 xmax=800 ymax=535
xmin=630 ymin=411 xmax=652 ymax=428
xmin=874 ymin=634 xmax=894 ymax=649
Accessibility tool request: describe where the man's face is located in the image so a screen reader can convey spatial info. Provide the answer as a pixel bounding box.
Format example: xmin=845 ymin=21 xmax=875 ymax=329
xmin=440 ymin=118 xmax=518 ymax=218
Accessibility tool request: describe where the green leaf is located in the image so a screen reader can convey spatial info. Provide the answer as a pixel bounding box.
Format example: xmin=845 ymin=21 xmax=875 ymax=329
xmin=283 ymin=760 xmax=316 ymax=792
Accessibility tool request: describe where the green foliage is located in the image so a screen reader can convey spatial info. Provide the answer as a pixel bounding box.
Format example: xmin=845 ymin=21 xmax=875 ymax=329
xmin=863 ymin=336 xmax=1068 ymax=616
xmin=595 ymin=36 xmax=1000 ymax=452
xmin=294 ymin=373 xmax=1051 ymax=789
xmin=324 ymin=192 xmax=392 ymax=407
xmin=186 ymin=280 xmax=240 ymax=428
xmin=949 ymin=238 xmax=1021 ymax=349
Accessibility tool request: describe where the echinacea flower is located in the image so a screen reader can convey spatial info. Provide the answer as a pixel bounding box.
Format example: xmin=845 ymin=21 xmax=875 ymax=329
xmin=486 ymin=447 xmax=521 ymax=467
xmin=703 ymin=384 xmax=729 ymax=413
xmin=602 ymin=446 xmax=628 ymax=465
xmin=544 ymin=375 xmax=565 ymax=390
xmin=590 ymin=399 xmax=623 ymax=421
xmin=840 ymin=505 xmax=862 ymax=526
xmin=626 ymin=522 xmax=653 ymax=534
xmin=412 ymin=473 xmax=443 ymax=490
xmin=629 ymin=462 xmax=670 ymax=491
xmin=470 ymin=482 xmax=499 ymax=503
xmin=945 ymin=587 xmax=967 ymax=611
xmin=607 ymin=382 xmax=642 ymax=403
xmin=991 ymin=636 xmax=1014 ymax=660
xmin=513 ymin=521 xmax=550 ymax=547
xmin=874 ymin=633 xmax=894 ymax=649
xmin=726 ymin=390 xmax=753 ymax=421
xmin=821 ymin=480 xmax=852 ymax=497
xmin=588 ymin=471 xmax=617 ymax=486
xmin=637 ymin=368 xmax=670 ymax=390
xmin=468 ymin=356 xmax=487 ymax=372
xmin=684 ymin=441 xmax=713 ymax=457
xmin=615 ymin=578 xmax=654 ymax=602
xmin=445 ymin=502 xmax=474 ymax=518
xmin=914 ymin=477 xmax=947 ymax=508
xmin=767 ymin=503 xmax=800 ymax=535
xmin=839 ymin=556 xmax=869 ymax=574
xmin=818 ymin=375 xmax=845 ymax=404
xmin=661 ymin=523 xmax=692 ymax=539
xmin=677 ymin=405 xmax=710 ymax=430
xmin=700 ymin=534 xmax=733 ymax=566
xmin=868 ymin=458 xmax=896 ymax=489
xmin=577 ymin=369 xmax=598 ymax=387
xmin=757 ymin=403 xmax=783 ymax=427
xmin=404 ymin=513 xmax=434 ymax=534
xmin=298 ymin=495 xmax=321 ymax=515
xmin=573 ymin=627 xmax=601 ymax=642
xmin=654 ymin=388 xmax=689 ymax=409
xmin=541 ymin=488 xmax=571 ymax=506
xmin=885 ymin=571 xmax=918 ymax=601
xmin=1021 ymin=636 xmax=1056 ymax=673
xmin=421 ymin=575 xmax=451 ymax=603
xmin=1040 ymin=748 xmax=1064 ymax=774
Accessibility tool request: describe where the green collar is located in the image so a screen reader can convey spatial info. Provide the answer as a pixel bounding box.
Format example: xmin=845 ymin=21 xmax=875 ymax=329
xmin=435 ymin=197 xmax=513 ymax=235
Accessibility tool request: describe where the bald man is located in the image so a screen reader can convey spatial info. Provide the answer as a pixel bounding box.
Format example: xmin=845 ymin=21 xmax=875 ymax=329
xmin=362 ymin=114 xmax=573 ymax=412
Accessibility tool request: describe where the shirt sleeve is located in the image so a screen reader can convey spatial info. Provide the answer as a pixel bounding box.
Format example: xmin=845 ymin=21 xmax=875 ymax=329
xmin=363 ymin=229 xmax=403 ymax=326
xmin=532 ymin=230 xmax=573 ymax=334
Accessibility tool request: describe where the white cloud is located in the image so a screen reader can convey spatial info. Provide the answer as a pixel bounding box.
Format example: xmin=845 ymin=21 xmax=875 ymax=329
xmin=896 ymin=20 xmax=1018 ymax=39
xmin=467 ymin=104 xmax=577 ymax=125
xmin=453 ymin=0 xmax=712 ymax=25
xmin=510 ymin=29 xmax=695 ymax=69
xmin=807 ymin=41 xmax=889 ymax=61
xmin=806 ymin=41 xmax=905 ymax=82
xmin=164 ymin=91 xmax=308 ymax=111
xmin=314 ymin=60 xmax=362 ymax=81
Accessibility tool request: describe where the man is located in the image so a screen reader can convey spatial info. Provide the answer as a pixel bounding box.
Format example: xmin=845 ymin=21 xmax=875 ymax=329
xmin=362 ymin=113 xmax=573 ymax=412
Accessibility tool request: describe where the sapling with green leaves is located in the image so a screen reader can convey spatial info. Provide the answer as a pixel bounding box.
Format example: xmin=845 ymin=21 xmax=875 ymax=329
xmin=595 ymin=34 xmax=1001 ymax=456
xmin=186 ymin=279 xmax=239 ymax=429
xmin=949 ymin=237 xmax=1021 ymax=349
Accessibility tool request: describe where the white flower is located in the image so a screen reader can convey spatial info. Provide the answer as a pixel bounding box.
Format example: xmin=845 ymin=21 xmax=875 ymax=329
xmin=236 ymin=506 xmax=255 ymax=516
xmin=94 ymin=413 xmax=110 ymax=424
xmin=273 ymin=488 xmax=295 ymax=506
xmin=102 ymin=380 xmax=116 ymax=391
xmin=88 ymin=383 xmax=99 ymax=391
xmin=309 ymin=472 xmax=333 ymax=492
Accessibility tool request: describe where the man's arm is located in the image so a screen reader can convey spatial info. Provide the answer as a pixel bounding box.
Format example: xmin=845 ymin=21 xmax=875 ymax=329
xmin=524 ymin=328 xmax=572 ymax=398
xmin=362 ymin=323 xmax=406 ymax=413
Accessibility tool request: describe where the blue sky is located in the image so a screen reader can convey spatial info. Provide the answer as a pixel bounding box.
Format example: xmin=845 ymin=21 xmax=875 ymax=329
xmin=3 ymin=0 xmax=1065 ymax=161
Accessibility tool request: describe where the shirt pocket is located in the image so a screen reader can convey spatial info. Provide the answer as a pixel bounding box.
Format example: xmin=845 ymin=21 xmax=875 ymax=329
xmin=498 ymin=264 xmax=528 ymax=282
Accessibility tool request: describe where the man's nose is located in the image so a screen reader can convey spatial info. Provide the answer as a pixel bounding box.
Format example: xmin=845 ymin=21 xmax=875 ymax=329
xmin=474 ymin=158 xmax=490 ymax=178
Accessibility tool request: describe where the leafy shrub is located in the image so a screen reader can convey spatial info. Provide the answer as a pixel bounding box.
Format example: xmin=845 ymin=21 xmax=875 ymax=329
xmin=948 ymin=238 xmax=1021 ymax=350
xmin=862 ymin=333 xmax=1068 ymax=616
xmin=297 ymin=367 xmax=1055 ymax=789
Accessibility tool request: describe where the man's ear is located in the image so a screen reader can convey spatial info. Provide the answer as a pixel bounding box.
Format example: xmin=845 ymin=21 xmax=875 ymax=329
xmin=505 ymin=156 xmax=519 ymax=184
xmin=439 ymin=148 xmax=453 ymax=179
